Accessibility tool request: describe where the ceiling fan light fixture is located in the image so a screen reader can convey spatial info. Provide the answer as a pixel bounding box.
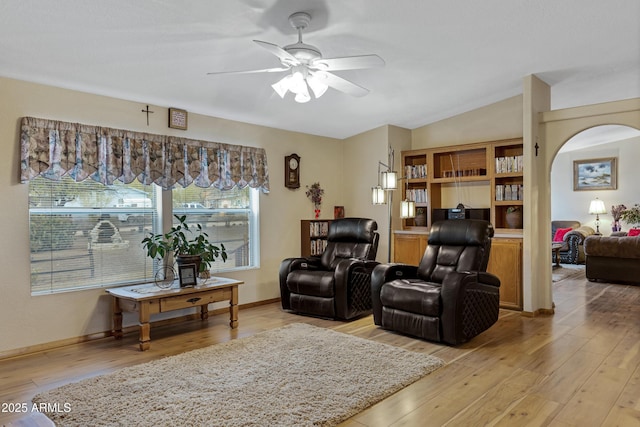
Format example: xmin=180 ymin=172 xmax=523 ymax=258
xmin=307 ymin=74 xmax=328 ymax=98
xmin=271 ymin=75 xmax=291 ymax=98
xmin=290 ymin=70 xmax=307 ymax=95
xmin=294 ymin=92 xmax=311 ymax=103
xmin=208 ymin=11 xmax=385 ymax=102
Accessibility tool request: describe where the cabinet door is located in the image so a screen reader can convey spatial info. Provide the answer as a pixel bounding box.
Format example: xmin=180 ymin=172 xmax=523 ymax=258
xmin=393 ymin=234 xmax=427 ymax=265
xmin=487 ymin=238 xmax=523 ymax=310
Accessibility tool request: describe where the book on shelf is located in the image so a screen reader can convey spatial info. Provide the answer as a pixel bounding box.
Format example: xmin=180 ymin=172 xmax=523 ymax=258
xmin=495 ymin=184 xmax=524 ymax=201
xmin=405 ymin=164 xmax=427 ymax=179
xmin=309 ymin=221 xmax=330 ymax=237
xmin=495 ymin=155 xmax=524 ymax=174
xmin=406 ymin=188 xmax=427 ymax=203
xmin=310 ymin=238 xmax=328 ymax=256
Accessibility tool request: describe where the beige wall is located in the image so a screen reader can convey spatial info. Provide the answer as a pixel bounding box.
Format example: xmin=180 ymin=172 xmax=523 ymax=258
xmin=342 ymin=125 xmax=411 ymax=263
xmin=0 ymin=77 xmax=344 ymax=354
xmin=411 ymin=95 xmax=523 ymax=149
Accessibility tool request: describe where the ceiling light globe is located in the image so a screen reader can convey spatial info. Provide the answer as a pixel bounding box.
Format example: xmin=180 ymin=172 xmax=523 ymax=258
xmin=294 ymin=92 xmax=311 ymax=103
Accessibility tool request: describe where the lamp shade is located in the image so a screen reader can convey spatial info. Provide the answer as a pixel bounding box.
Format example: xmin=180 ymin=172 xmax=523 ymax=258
xmin=400 ymin=200 xmax=416 ymax=219
xmin=371 ymin=186 xmax=386 ymax=205
xmin=588 ymin=198 xmax=607 ymax=215
xmin=381 ymin=171 xmax=397 ymax=190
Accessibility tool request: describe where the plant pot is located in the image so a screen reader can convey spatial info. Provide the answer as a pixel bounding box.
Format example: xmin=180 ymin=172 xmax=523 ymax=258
xmin=505 ymin=210 xmax=523 ymax=229
xmin=414 ymin=208 xmax=427 ymax=227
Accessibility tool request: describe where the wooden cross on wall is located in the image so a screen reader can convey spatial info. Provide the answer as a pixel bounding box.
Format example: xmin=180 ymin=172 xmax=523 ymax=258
xmin=141 ymin=105 xmax=154 ymax=126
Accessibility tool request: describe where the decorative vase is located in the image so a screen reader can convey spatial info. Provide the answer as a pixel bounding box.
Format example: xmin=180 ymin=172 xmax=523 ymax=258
xmin=505 ymin=210 xmax=523 ymax=229
xmin=314 ymin=205 xmax=321 ymax=219
xmin=414 ymin=208 xmax=427 ymax=227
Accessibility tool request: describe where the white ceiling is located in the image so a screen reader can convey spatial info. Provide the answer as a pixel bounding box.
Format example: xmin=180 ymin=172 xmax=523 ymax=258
xmin=1 ymin=0 xmax=639 ymax=139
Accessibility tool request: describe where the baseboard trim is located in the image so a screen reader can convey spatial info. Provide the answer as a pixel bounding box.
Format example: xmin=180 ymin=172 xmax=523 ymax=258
xmin=0 ymin=298 xmax=281 ymax=361
xmin=521 ymin=306 xmax=555 ymax=317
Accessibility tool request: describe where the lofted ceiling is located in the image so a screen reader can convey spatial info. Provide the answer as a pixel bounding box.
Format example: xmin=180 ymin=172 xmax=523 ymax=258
xmin=0 ymin=0 xmax=638 ymax=139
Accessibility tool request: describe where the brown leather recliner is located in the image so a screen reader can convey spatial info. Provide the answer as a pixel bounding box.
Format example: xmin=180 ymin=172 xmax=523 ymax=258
xmin=279 ymin=218 xmax=379 ymax=320
xmin=371 ymin=219 xmax=500 ymax=345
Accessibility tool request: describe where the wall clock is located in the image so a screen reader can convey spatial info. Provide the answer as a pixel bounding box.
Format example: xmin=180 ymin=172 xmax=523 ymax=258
xmin=168 ymin=108 xmax=188 ymax=130
xmin=285 ymin=153 xmax=300 ymax=189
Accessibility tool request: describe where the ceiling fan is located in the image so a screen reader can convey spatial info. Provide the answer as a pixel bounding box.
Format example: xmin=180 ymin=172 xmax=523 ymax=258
xmin=207 ymin=11 xmax=385 ymax=103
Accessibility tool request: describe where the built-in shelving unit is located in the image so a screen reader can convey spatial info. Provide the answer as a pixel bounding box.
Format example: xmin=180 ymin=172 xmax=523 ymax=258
xmin=491 ymin=139 xmax=524 ymax=230
xmin=400 ymin=138 xmax=524 ymax=233
xmin=397 ymin=138 xmax=525 ymax=310
xmin=401 ymin=149 xmax=429 ymax=228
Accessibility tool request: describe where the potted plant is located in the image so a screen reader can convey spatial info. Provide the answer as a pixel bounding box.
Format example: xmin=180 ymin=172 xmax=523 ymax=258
xmin=505 ymin=206 xmax=523 ymax=229
xmin=620 ymin=204 xmax=640 ymax=229
xmin=142 ymin=215 xmax=227 ymax=278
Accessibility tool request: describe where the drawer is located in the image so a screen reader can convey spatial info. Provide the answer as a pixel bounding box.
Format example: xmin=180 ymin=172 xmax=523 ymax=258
xmin=119 ymin=299 xmax=160 ymax=314
xmin=160 ymin=288 xmax=231 ymax=312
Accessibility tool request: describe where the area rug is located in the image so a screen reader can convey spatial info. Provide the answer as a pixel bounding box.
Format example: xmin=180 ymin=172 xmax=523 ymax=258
xmin=32 ymin=323 xmax=445 ymax=427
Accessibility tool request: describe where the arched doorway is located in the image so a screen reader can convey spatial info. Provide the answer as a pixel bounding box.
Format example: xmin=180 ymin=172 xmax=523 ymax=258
xmin=532 ymin=98 xmax=640 ymax=313
xmin=551 ymin=125 xmax=640 ymax=234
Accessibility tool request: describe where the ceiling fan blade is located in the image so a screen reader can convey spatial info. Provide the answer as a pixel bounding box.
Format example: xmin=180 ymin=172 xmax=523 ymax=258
xmin=312 ymin=71 xmax=370 ymax=97
xmin=311 ymin=54 xmax=385 ymax=71
xmin=207 ymin=67 xmax=289 ymax=76
xmin=253 ymin=40 xmax=299 ymax=66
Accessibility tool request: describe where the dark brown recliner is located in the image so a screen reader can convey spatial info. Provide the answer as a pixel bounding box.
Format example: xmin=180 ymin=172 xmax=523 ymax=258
xmin=279 ymin=218 xmax=379 ymax=320
xmin=371 ymin=219 xmax=500 ymax=345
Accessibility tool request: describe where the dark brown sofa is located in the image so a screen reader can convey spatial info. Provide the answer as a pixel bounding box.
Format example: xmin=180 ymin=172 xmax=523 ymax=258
xmin=584 ymin=235 xmax=640 ymax=283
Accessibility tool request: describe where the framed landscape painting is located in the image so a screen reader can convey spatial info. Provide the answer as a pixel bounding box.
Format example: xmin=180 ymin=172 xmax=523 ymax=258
xmin=573 ymin=157 xmax=617 ymax=191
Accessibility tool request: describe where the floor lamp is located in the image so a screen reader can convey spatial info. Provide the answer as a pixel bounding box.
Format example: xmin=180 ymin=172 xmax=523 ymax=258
xmin=372 ymin=148 xmax=415 ymax=262
xmin=372 ymin=148 xmax=396 ymax=262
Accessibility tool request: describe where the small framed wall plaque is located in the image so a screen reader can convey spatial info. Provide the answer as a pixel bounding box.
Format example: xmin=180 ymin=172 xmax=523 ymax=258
xmin=169 ymin=108 xmax=188 ymax=130
xmin=178 ymin=263 xmax=197 ymax=287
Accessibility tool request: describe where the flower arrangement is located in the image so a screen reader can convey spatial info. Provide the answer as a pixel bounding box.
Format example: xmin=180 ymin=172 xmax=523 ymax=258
xmin=611 ymin=204 xmax=627 ymax=232
xmin=611 ymin=204 xmax=627 ymax=221
xmin=305 ymin=182 xmax=324 ymax=218
xmin=620 ymin=204 xmax=640 ymax=228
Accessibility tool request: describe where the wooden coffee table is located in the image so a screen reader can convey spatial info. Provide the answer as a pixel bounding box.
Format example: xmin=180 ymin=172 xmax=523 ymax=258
xmin=551 ymin=243 xmax=564 ymax=268
xmin=106 ymin=277 xmax=243 ymax=351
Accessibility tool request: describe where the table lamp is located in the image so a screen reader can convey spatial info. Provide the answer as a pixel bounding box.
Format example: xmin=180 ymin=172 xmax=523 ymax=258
xmin=588 ymin=198 xmax=607 ymax=235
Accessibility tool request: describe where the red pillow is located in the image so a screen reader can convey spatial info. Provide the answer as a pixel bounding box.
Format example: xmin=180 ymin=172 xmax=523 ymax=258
xmin=627 ymin=229 xmax=640 ymax=237
xmin=553 ymin=227 xmax=573 ymax=242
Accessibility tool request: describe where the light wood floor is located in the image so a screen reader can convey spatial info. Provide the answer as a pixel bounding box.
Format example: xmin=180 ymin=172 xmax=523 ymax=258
xmin=2 ymin=269 xmax=640 ymax=427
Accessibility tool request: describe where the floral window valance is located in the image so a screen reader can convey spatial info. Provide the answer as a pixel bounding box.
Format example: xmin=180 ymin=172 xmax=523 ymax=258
xmin=19 ymin=116 xmax=270 ymax=193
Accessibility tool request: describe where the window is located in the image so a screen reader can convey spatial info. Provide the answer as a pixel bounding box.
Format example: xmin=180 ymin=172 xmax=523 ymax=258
xmin=29 ymin=177 xmax=259 ymax=294
xmin=171 ymin=185 xmax=259 ymax=271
